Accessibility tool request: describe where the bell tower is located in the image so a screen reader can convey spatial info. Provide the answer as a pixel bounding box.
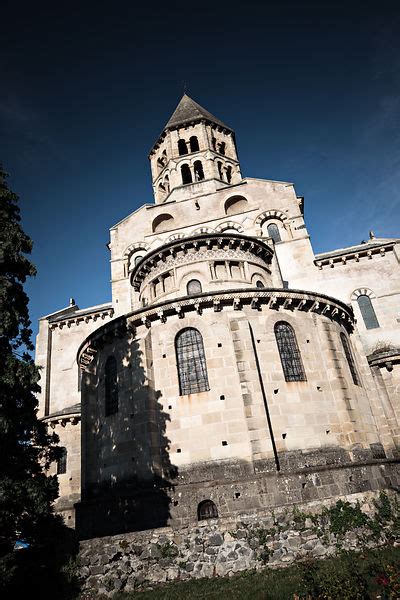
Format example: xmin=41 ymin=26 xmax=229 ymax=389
xmin=149 ymin=94 xmax=242 ymax=204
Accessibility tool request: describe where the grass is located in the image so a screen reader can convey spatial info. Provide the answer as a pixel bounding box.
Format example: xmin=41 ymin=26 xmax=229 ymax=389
xmin=111 ymin=546 xmax=400 ymax=600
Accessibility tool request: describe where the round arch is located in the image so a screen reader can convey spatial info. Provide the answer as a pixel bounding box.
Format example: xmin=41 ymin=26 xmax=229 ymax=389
xmin=215 ymin=221 xmax=244 ymax=233
xmin=254 ymin=210 xmax=288 ymax=228
xmin=350 ymin=287 xmax=377 ymax=301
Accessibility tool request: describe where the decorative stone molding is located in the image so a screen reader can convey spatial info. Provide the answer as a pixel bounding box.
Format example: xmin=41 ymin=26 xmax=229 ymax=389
xmin=215 ymin=221 xmax=244 ymax=233
xmin=167 ymin=233 xmax=186 ymax=242
xmin=123 ymin=241 xmax=150 ymax=260
xmin=77 ymin=288 xmax=355 ymax=371
xmin=41 ymin=405 xmax=81 ymax=427
xmin=350 ymin=288 xmax=376 ymax=301
xmin=130 ymin=234 xmax=273 ymax=292
xmin=191 ymin=226 xmax=216 ymax=235
xmin=254 ymin=210 xmax=288 ymax=227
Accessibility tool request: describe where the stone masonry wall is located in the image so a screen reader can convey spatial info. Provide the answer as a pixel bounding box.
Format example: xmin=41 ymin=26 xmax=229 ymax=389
xmin=78 ymin=489 xmax=400 ymax=596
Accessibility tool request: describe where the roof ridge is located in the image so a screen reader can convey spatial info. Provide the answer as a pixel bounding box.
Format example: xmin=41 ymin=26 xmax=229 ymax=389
xmin=165 ymin=94 xmax=231 ymax=131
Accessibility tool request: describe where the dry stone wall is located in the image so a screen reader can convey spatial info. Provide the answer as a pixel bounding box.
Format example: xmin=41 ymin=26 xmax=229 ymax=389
xmin=78 ymin=489 xmax=400 ymax=596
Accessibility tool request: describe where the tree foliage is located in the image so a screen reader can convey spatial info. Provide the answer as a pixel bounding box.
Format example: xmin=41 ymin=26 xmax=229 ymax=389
xmin=0 ymin=166 xmax=60 ymax=559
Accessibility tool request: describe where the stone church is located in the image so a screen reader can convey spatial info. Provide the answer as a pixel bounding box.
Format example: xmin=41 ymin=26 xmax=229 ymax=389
xmin=36 ymin=95 xmax=400 ymax=538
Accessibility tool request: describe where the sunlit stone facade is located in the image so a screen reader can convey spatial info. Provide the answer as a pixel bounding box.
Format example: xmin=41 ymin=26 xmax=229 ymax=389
xmin=36 ymin=95 xmax=400 ymax=536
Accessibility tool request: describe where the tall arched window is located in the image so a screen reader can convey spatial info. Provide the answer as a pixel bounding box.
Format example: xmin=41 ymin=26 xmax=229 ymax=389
xmin=357 ymin=295 xmax=379 ymax=329
xmin=274 ymin=321 xmax=306 ymax=382
xmin=217 ymin=161 xmax=223 ymax=180
xmin=187 ymin=279 xmax=202 ymax=295
xmin=226 ymin=165 xmax=232 ymax=183
xmin=256 ymin=280 xmax=265 ymax=288
xmin=340 ymin=333 xmax=360 ymax=386
xmin=189 ymin=136 xmax=199 ymax=152
xmin=178 ymin=139 xmax=188 ymax=156
xmin=267 ymin=223 xmax=281 ymax=243
xmin=194 ymin=160 xmax=204 ymax=181
xmin=175 ymin=328 xmax=209 ymax=395
xmin=105 ymin=355 xmax=118 ymax=416
xmin=57 ymin=447 xmax=67 ymax=474
xmin=198 ymin=500 xmax=218 ymax=521
xmin=181 ymin=164 xmax=192 ymax=184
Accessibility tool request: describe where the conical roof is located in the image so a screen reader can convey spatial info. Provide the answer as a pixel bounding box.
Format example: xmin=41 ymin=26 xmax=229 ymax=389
xmin=164 ymin=94 xmax=232 ymax=131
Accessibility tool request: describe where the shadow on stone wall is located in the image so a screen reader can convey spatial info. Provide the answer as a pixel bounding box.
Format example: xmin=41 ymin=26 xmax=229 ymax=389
xmin=76 ymin=325 xmax=178 ymax=539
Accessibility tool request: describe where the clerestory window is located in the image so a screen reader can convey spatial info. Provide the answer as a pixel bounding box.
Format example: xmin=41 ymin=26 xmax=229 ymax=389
xmin=175 ymin=328 xmax=209 ymax=395
xmin=274 ymin=321 xmax=306 ymax=382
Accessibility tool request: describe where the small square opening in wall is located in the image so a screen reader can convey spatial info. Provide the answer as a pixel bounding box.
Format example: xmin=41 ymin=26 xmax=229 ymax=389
xmin=222 ymin=440 xmax=228 ymax=446
xmin=177 ymin=448 xmax=182 ymax=453
xmin=220 ymin=395 xmax=225 ymax=400
xmin=234 ymin=492 xmax=241 ymax=499
xmin=168 ymin=405 xmax=172 ymax=410
xmin=282 ymin=433 xmax=287 ymax=439
xmin=274 ymin=389 xmax=279 ymax=394
xmin=217 ymin=343 xmax=222 ymax=347
xmin=162 ymin=354 xmax=166 ymax=358
xmin=173 ymin=500 xmax=179 ymax=506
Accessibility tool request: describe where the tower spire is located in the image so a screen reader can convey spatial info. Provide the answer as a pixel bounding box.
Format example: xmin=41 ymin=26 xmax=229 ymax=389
xmin=149 ymin=95 xmax=241 ymax=204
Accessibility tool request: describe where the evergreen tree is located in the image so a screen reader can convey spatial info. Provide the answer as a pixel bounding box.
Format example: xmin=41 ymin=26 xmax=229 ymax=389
xmin=0 ymin=166 xmax=60 ymax=561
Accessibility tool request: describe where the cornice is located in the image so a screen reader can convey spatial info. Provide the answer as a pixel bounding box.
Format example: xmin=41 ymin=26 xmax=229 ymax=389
xmin=77 ymin=287 xmax=355 ymax=371
xmin=41 ymin=408 xmax=81 ymax=427
xmin=49 ymin=307 xmax=114 ymax=330
xmin=315 ymin=241 xmax=396 ymax=269
xmin=367 ymin=348 xmax=400 ymax=372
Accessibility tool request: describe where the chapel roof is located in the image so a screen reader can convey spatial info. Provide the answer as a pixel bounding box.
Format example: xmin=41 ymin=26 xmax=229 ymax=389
xmin=164 ymin=94 xmax=232 ymax=131
xmin=315 ymin=237 xmax=399 ymax=261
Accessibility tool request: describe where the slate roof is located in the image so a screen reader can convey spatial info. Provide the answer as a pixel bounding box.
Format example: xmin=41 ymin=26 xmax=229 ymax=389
xmin=164 ymin=94 xmax=232 ymax=131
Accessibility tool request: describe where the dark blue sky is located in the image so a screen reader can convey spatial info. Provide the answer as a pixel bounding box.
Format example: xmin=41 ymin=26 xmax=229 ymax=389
xmin=1 ymin=1 xmax=399 ymax=343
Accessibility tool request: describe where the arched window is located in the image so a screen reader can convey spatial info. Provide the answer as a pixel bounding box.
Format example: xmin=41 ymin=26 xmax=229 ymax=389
xmin=187 ymin=279 xmax=202 ymax=295
xmin=105 ymin=356 xmax=118 ymax=416
xmin=218 ymin=141 xmax=226 ymax=155
xmin=178 ymin=139 xmax=188 ymax=156
xmin=357 ymin=295 xmax=379 ymax=329
xmin=134 ymin=255 xmax=143 ymax=265
xmin=181 ymin=164 xmax=192 ymax=185
xmin=211 ymin=136 xmax=217 ymax=151
xmin=194 ymin=160 xmax=204 ymax=181
xmin=217 ymin=161 xmax=223 ymax=180
xmin=198 ymin=500 xmax=218 ymax=520
xmin=256 ymin=280 xmax=265 ymax=288
xmin=226 ymin=165 xmax=232 ymax=183
xmin=340 ymin=333 xmax=360 ymax=386
xmin=57 ymin=447 xmax=67 ymax=475
xmin=274 ymin=322 xmax=306 ymax=382
xmin=189 ymin=136 xmax=199 ymax=152
xmin=175 ymin=328 xmax=209 ymax=395
xmin=267 ymin=223 xmax=281 ymax=243
xmin=164 ymin=175 xmax=170 ymax=193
